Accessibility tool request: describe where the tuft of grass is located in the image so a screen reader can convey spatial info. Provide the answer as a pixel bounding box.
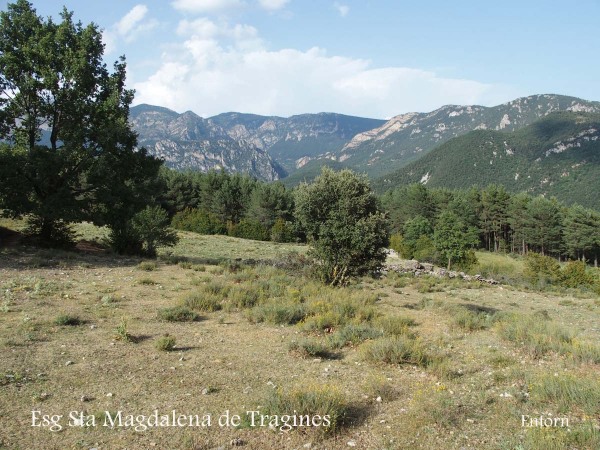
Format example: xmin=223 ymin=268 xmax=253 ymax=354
xmin=263 ymin=383 xmax=350 ymax=433
xmin=247 ymin=302 xmax=306 ymax=325
xmin=54 ymin=314 xmax=82 ymax=326
xmin=328 ymin=323 xmax=382 ymax=349
xmin=183 ymin=292 xmax=222 ymax=312
xmin=496 ymin=314 xmax=573 ymax=358
xmin=373 ymin=315 xmax=417 ymax=337
xmin=155 ymin=334 xmax=177 ymax=352
xmin=157 ymin=306 xmax=200 ymax=322
xmin=529 ymin=373 xmax=600 ymax=415
xmin=524 ymin=423 xmax=599 ymax=450
xmin=288 ymin=338 xmax=335 ymax=359
xmin=451 ymin=307 xmax=497 ymax=332
xmin=138 ymin=278 xmax=158 ymax=286
xmin=137 ymin=261 xmax=158 ymax=271
xmin=360 ymin=336 xmax=432 ymax=367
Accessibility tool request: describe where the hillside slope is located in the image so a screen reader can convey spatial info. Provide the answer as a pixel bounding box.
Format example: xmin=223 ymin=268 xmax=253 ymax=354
xmin=373 ymin=112 xmax=600 ymax=209
xmin=337 ymin=94 xmax=600 ymax=178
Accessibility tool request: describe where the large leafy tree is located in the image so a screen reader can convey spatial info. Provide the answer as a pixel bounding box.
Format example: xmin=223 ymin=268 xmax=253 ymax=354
xmin=433 ymin=210 xmax=479 ymax=270
xmin=0 ymin=1 xmax=159 ymax=245
xmin=294 ymin=167 xmax=389 ymax=286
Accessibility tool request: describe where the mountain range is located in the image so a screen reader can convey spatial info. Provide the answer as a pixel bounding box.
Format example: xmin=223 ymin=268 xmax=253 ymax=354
xmin=130 ymin=94 xmax=600 ymax=207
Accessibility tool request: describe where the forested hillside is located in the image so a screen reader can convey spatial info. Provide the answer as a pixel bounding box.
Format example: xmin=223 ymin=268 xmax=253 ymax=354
xmin=374 ymin=112 xmax=600 ymax=209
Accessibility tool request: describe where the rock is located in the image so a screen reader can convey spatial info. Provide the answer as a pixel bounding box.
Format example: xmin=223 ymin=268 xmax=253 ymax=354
xmin=201 ymin=388 xmax=210 ymax=395
xmin=106 ymin=392 xmax=113 ymax=397
xmin=65 ymin=360 xmax=74 ymax=366
xmin=81 ymin=395 xmax=92 ymax=402
xmin=347 ymin=440 xmax=357 ymax=447
xmin=376 ymin=396 xmax=382 ymax=402
xmin=230 ymin=438 xmax=244 ymax=446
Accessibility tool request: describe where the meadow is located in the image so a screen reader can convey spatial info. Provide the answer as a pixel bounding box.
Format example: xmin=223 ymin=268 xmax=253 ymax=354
xmin=0 ymin=220 xmax=599 ymax=449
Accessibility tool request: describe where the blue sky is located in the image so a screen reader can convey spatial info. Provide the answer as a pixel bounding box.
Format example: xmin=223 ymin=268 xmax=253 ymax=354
xmin=6 ymin=0 xmax=600 ymax=118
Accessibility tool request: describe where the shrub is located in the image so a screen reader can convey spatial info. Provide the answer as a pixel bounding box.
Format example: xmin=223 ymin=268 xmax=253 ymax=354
xmin=137 ymin=261 xmax=157 ymax=271
xmin=157 ymin=306 xmax=199 ymax=322
xmin=228 ymin=219 xmax=270 ymax=241
xmin=270 ymin=218 xmax=296 ymax=243
xmin=247 ymin=302 xmax=306 ymax=325
xmin=171 ymin=208 xmax=226 ymax=235
xmin=559 ymin=260 xmax=595 ymax=288
xmin=374 ymin=316 xmax=417 ymax=336
xmin=54 ymin=314 xmax=82 ymax=326
xmin=289 ymin=338 xmax=334 ymax=358
xmin=130 ymin=206 xmax=179 ymax=257
xmin=263 ymin=383 xmax=349 ymax=433
xmin=328 ymin=324 xmax=382 ymax=349
xmin=360 ymin=336 xmax=431 ymax=366
xmin=156 ymin=334 xmax=176 ymax=351
xmin=114 ymin=318 xmax=133 ymax=342
xmin=183 ymin=292 xmax=222 ymax=312
xmin=451 ymin=307 xmax=496 ymax=332
xmin=523 ymin=252 xmax=561 ymax=286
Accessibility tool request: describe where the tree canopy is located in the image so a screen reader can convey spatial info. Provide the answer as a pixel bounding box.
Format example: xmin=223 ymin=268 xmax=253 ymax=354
xmin=0 ymin=0 xmax=162 ymax=247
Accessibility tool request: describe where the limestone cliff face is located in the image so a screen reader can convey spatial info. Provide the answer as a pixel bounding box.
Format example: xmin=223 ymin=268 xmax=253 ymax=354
xmin=336 ymin=95 xmax=600 ymax=178
xmin=130 ymin=105 xmax=383 ymax=180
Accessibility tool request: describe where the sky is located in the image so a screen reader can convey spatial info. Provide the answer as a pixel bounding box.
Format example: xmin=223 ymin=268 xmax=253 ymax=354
xmin=6 ymin=0 xmax=600 ymax=119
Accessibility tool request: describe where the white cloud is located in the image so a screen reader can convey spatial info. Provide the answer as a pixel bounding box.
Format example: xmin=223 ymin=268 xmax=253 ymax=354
xmin=104 ymin=5 xmax=158 ymax=53
xmin=334 ymin=2 xmax=349 ymax=17
xmin=133 ymin=20 xmax=518 ymax=118
xmin=258 ymin=0 xmax=290 ymax=11
xmin=171 ymin=0 xmax=244 ymax=13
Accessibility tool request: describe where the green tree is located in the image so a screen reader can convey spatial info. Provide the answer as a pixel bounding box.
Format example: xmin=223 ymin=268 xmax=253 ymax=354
xmin=402 ymin=215 xmax=433 ymax=259
xmin=0 ymin=1 xmax=160 ymax=245
xmin=433 ymin=211 xmax=479 ymax=270
xmin=130 ymin=206 xmax=179 ymax=257
xmin=479 ymin=184 xmax=510 ymax=252
xmin=562 ymin=204 xmax=599 ymax=264
xmin=525 ymin=196 xmax=563 ymax=256
xmin=294 ymin=168 xmax=389 ymax=285
xmin=245 ymin=181 xmax=294 ymax=230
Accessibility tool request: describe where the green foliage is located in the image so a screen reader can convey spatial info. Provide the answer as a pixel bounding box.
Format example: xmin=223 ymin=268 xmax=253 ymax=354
xmin=183 ymin=292 xmax=222 ymax=312
xmin=0 ymin=1 xmax=161 ymax=246
xmin=228 ymin=218 xmax=270 ymax=241
xmin=171 ymin=208 xmax=227 ymax=235
xmin=294 ymin=167 xmax=389 ymax=285
xmin=155 ymin=334 xmax=176 ymax=352
xmin=270 ymin=218 xmax=296 ymax=243
xmin=523 ymin=253 xmax=561 ymax=286
xmin=433 ymin=211 xmax=479 ymax=270
xmin=360 ymin=336 xmax=432 ymax=366
xmin=126 ymin=206 xmax=178 ymax=257
xmin=263 ymin=383 xmax=349 ymax=433
xmin=559 ymin=260 xmax=595 ymax=288
xmin=54 ymin=314 xmax=82 ymax=326
xmin=157 ymin=306 xmax=199 ymax=322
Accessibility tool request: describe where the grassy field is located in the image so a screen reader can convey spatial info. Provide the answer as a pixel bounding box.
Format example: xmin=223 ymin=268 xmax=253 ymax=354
xmin=0 ymin=222 xmax=599 ymax=449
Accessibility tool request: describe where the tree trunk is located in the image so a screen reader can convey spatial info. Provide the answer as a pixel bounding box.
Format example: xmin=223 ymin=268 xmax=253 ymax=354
xmin=447 ymin=257 xmax=451 ymax=271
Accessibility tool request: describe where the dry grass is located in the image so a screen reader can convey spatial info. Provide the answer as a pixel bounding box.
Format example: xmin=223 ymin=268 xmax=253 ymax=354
xmin=0 ymin=221 xmax=599 ymax=449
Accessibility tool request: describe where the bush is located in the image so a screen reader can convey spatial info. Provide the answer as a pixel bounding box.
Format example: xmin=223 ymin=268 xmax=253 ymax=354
xmin=54 ymin=314 xmax=82 ymax=326
xmin=156 ymin=334 xmax=176 ymax=351
xmin=131 ymin=206 xmax=179 ymax=257
xmin=171 ymin=208 xmax=226 ymax=235
xmin=183 ymin=292 xmax=222 ymax=312
xmin=523 ymin=252 xmax=561 ymax=286
xmin=137 ymin=261 xmax=157 ymax=271
xmin=263 ymin=383 xmax=349 ymax=433
xmin=373 ymin=316 xmax=417 ymax=336
xmin=328 ymin=324 xmax=382 ymax=348
xmin=247 ymin=302 xmax=307 ymax=325
xmin=157 ymin=306 xmax=200 ymax=322
xmin=289 ymin=338 xmax=335 ymax=358
xmin=228 ymin=218 xmax=270 ymax=241
xmin=270 ymin=218 xmax=296 ymax=243
xmin=559 ymin=260 xmax=595 ymax=288
xmin=360 ymin=336 xmax=431 ymax=366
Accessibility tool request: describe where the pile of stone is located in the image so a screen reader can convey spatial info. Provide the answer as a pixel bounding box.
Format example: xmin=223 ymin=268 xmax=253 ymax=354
xmin=383 ymin=258 xmax=499 ymax=285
